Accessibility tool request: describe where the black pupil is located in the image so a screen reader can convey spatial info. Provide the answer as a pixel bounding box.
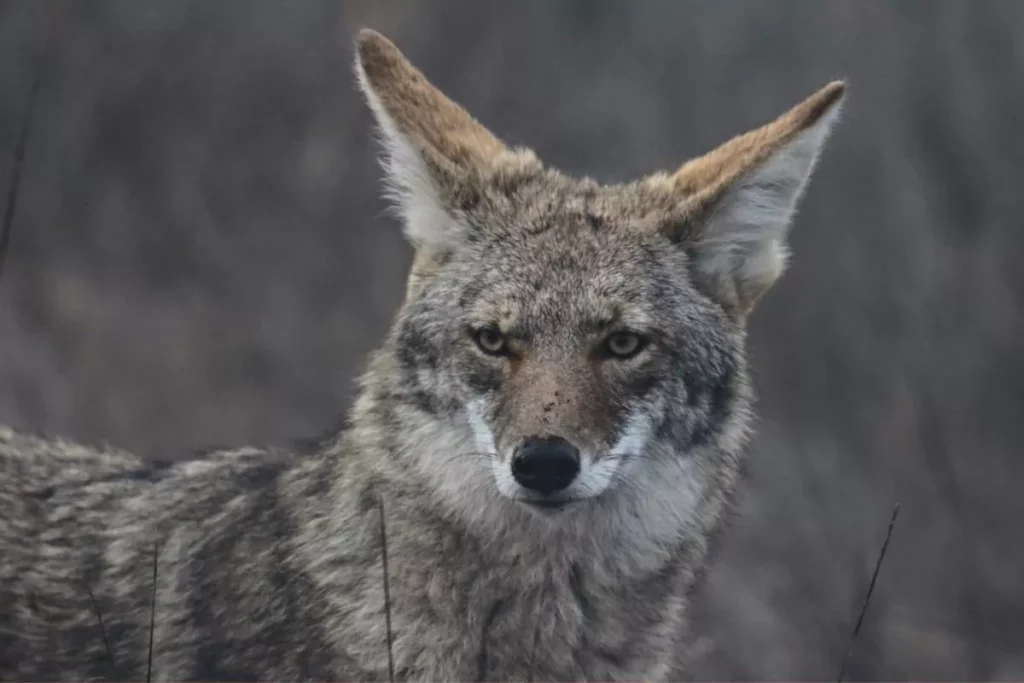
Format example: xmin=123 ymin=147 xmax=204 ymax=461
xmin=482 ymin=330 xmax=501 ymax=349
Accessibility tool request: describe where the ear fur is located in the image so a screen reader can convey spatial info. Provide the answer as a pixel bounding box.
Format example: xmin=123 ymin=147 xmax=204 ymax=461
xmin=354 ymin=30 xmax=845 ymax=313
xmin=354 ymin=29 xmax=537 ymax=258
xmin=665 ymin=81 xmax=846 ymax=315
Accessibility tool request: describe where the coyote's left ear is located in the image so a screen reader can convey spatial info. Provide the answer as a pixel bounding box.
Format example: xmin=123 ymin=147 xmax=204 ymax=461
xmin=354 ymin=29 xmax=536 ymax=256
xmin=663 ymin=81 xmax=846 ymax=316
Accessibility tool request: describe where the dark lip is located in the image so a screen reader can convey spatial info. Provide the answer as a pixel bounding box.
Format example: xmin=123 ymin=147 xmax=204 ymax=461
xmin=521 ymin=498 xmax=578 ymax=510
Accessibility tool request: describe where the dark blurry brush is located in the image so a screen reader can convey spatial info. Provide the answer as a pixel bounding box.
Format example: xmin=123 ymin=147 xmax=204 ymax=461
xmin=7 ymin=11 xmax=129 ymax=679
xmin=0 ymin=1 xmax=54 ymax=282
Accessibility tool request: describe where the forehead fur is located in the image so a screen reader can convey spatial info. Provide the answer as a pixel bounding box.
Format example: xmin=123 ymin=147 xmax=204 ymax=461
xmin=413 ymin=170 xmax=733 ymax=346
xmin=450 ymin=167 xmax=685 ymax=242
xmin=438 ymin=181 xmax=708 ymax=331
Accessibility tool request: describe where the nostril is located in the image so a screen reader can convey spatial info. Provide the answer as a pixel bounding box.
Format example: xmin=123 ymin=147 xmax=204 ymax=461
xmin=511 ymin=454 xmax=533 ymax=480
xmin=511 ymin=436 xmax=581 ymax=496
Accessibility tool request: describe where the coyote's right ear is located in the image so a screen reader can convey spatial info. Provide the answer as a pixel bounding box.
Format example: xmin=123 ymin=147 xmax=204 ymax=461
xmin=660 ymin=81 xmax=846 ymax=317
xmin=354 ymin=29 xmax=534 ymax=258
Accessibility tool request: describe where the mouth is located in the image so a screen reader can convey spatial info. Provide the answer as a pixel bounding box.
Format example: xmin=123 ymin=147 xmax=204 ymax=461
xmin=519 ymin=498 xmax=580 ymax=513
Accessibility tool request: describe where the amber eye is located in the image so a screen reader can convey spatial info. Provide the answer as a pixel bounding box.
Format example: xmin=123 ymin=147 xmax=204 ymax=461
xmin=473 ymin=326 xmax=509 ymax=356
xmin=602 ymin=331 xmax=646 ymax=359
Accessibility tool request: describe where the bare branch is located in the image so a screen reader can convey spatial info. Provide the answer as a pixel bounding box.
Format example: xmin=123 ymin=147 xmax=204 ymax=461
xmin=378 ymin=497 xmax=396 ymax=683
xmin=147 ymin=541 xmax=159 ymax=683
xmin=837 ymin=503 xmax=901 ymax=682
xmin=85 ymin=581 xmax=116 ymax=674
xmin=0 ymin=0 xmax=54 ymax=282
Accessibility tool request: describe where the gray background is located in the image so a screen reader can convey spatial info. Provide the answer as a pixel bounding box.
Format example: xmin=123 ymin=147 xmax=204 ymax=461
xmin=2 ymin=0 xmax=1023 ymax=679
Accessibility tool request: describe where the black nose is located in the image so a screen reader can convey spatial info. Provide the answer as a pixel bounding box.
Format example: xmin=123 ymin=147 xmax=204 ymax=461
xmin=511 ymin=436 xmax=581 ymax=496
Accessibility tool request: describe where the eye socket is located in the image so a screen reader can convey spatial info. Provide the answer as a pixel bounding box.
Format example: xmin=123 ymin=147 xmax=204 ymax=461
xmin=602 ymin=330 xmax=647 ymax=359
xmin=472 ymin=326 xmax=510 ymax=356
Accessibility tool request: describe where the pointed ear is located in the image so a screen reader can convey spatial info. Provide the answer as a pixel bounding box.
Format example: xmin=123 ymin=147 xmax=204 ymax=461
xmin=667 ymin=81 xmax=846 ymax=316
xmin=354 ymin=29 xmax=526 ymax=254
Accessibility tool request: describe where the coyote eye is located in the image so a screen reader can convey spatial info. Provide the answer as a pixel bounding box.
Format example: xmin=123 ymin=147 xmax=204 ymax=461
xmin=602 ymin=331 xmax=646 ymax=359
xmin=473 ymin=326 xmax=509 ymax=356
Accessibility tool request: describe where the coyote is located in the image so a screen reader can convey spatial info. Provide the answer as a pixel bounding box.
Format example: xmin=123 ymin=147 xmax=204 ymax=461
xmin=0 ymin=29 xmax=844 ymax=682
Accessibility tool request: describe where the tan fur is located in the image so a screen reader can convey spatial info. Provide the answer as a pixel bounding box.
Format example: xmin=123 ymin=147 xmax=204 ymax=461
xmin=355 ymin=30 xmax=539 ymax=189
xmin=670 ymin=81 xmax=846 ymax=204
xmin=497 ymin=355 xmax=618 ymax=457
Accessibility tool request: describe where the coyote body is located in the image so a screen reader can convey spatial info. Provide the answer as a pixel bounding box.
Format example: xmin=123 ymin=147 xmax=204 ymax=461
xmin=0 ymin=30 xmax=844 ymax=682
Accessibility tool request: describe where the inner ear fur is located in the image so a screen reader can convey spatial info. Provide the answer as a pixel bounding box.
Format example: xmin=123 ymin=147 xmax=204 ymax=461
xmin=654 ymin=81 xmax=846 ymax=316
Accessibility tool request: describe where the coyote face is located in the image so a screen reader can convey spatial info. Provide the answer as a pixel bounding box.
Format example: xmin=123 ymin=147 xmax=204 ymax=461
xmin=392 ymin=178 xmax=748 ymax=513
xmin=355 ymin=31 xmax=843 ymax=526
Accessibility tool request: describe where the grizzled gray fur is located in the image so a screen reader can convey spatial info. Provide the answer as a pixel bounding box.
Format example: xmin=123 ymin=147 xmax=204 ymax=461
xmin=0 ymin=30 xmax=845 ymax=681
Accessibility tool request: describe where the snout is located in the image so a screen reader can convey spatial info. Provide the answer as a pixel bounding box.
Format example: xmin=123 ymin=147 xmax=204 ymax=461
xmin=511 ymin=436 xmax=580 ymax=497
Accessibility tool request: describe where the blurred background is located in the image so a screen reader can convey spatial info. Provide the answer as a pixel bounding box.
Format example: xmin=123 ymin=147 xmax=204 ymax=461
xmin=2 ymin=0 xmax=1023 ymax=679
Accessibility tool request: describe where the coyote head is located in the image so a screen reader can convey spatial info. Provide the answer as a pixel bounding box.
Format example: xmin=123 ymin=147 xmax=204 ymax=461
xmin=353 ymin=30 xmax=843 ymax=538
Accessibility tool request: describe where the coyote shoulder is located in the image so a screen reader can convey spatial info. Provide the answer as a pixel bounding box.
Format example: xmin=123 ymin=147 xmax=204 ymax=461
xmin=0 ymin=29 xmax=845 ymax=682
